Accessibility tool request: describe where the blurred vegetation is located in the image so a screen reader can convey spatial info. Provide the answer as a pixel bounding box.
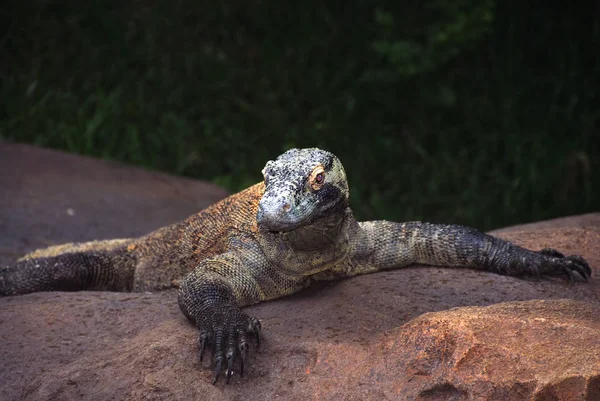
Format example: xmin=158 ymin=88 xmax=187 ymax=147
xmin=1 ymin=0 xmax=598 ymax=230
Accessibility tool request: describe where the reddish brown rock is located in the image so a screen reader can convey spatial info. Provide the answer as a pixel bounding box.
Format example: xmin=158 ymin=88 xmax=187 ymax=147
xmin=381 ymin=299 xmax=600 ymax=400
xmin=490 ymin=213 xmax=600 ymax=234
xmin=1 ymin=143 xmax=599 ymax=400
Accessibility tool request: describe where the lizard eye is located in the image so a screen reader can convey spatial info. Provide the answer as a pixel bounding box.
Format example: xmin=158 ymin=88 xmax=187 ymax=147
xmin=308 ymin=165 xmax=326 ymax=191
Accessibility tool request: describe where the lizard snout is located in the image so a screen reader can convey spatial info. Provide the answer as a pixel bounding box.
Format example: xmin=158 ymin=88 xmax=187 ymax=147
xmin=256 ymin=195 xmax=302 ymax=232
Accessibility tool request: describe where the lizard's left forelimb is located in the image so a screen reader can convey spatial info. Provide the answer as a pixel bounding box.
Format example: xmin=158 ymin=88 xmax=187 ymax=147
xmin=349 ymin=221 xmax=590 ymax=280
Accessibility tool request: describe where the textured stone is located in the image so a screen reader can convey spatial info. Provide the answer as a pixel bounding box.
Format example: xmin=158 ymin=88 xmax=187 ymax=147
xmin=1 ymin=143 xmax=599 ymax=400
xmin=382 ymin=299 xmax=600 ymax=401
xmin=0 ymin=142 xmax=229 ymax=266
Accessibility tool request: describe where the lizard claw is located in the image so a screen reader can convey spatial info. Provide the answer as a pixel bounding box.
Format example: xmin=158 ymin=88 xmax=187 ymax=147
xmin=199 ymin=330 xmax=209 ymax=362
xmin=562 ymin=255 xmax=591 ymax=282
xmin=195 ymin=308 xmax=261 ymax=385
xmin=240 ymin=343 xmax=247 ymax=377
xmin=226 ymin=352 xmax=235 ymax=383
xmin=237 ymin=328 xmax=249 ymax=377
xmin=501 ymin=248 xmax=592 ymax=282
xmin=536 ymin=249 xmax=592 ymax=282
xmin=212 ymin=356 xmax=223 ymax=385
xmin=538 ymin=248 xmax=565 ymax=258
xmin=250 ymin=317 xmax=261 ymax=348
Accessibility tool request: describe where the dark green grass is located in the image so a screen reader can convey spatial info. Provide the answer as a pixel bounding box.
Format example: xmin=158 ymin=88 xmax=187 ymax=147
xmin=1 ymin=1 xmax=598 ymax=230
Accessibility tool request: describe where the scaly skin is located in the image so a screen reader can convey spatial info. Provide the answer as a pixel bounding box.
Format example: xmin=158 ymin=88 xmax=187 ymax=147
xmin=0 ymin=148 xmax=592 ymax=384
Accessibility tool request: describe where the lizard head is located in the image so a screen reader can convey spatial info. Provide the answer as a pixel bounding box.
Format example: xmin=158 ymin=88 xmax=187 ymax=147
xmin=256 ymin=148 xmax=349 ymax=233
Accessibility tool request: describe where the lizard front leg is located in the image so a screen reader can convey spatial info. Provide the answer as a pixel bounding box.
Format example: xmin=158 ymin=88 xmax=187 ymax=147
xmin=349 ymin=221 xmax=591 ymax=280
xmin=177 ymin=250 xmax=306 ymax=384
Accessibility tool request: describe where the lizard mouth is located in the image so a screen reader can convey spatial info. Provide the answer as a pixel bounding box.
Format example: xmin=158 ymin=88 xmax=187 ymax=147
xmin=260 ymin=219 xmax=309 ymax=234
xmin=257 ymin=212 xmax=316 ymax=234
xmin=256 ymin=199 xmax=317 ymax=234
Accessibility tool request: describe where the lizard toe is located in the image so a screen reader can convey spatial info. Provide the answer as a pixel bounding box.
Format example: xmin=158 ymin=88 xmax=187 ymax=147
xmin=199 ymin=330 xmax=209 ymax=362
xmin=538 ymin=248 xmax=565 ymax=258
xmin=543 ymin=254 xmax=591 ymax=282
xmin=212 ymin=326 xmax=225 ymax=384
xmin=198 ymin=310 xmax=261 ymax=384
xmin=249 ymin=316 xmax=261 ymax=348
xmin=564 ymin=255 xmax=591 ymax=281
xmin=238 ymin=329 xmax=249 ymax=377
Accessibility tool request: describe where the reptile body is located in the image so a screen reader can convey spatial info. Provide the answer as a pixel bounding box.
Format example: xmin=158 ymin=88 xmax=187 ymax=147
xmin=0 ymin=148 xmax=591 ymax=383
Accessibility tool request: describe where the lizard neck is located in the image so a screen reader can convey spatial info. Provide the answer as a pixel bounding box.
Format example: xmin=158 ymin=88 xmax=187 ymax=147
xmin=281 ymin=208 xmax=352 ymax=251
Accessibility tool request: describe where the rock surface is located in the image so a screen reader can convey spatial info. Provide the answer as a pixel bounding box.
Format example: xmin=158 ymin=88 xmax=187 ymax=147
xmin=490 ymin=213 xmax=600 ymax=234
xmin=0 ymin=142 xmax=229 ymax=266
xmin=1 ymin=143 xmax=599 ymax=400
xmin=386 ymin=299 xmax=600 ymax=400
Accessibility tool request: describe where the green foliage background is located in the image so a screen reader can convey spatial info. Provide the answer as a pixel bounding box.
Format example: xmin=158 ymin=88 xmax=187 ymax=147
xmin=1 ymin=0 xmax=598 ymax=230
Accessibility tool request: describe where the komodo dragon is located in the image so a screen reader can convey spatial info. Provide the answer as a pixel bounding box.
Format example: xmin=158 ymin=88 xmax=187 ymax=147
xmin=0 ymin=148 xmax=592 ymax=383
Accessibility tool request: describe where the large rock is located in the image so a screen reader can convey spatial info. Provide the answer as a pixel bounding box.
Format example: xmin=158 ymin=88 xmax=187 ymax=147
xmin=385 ymin=299 xmax=600 ymax=400
xmin=1 ymin=143 xmax=599 ymax=400
xmin=0 ymin=142 xmax=229 ymax=265
xmin=490 ymin=213 xmax=600 ymax=234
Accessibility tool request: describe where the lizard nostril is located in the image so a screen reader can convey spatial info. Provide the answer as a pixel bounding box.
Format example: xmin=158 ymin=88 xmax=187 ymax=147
xmin=281 ymin=203 xmax=291 ymax=212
